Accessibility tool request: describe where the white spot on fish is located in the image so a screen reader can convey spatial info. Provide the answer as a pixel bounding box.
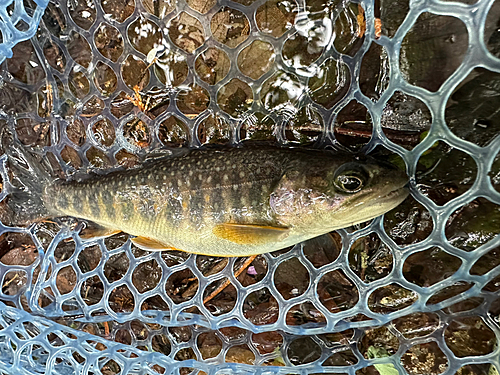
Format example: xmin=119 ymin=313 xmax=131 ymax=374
xmin=198 ymin=174 xmax=203 ymax=181
xmin=207 ymin=176 xmax=212 ymax=183
xmin=178 ymin=180 xmax=183 ymax=186
xmin=171 ymin=171 xmax=175 ymax=176
xmin=163 ymin=175 xmax=167 ymax=180
xmin=189 ymin=170 xmax=193 ymax=176
xmin=239 ymin=171 xmax=245 ymax=178
xmin=215 ymin=167 xmax=220 ymax=172
xmin=223 ymin=174 xmax=229 ymax=182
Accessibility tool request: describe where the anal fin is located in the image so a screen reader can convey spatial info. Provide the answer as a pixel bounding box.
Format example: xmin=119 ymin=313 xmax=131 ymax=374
xmin=131 ymin=236 xmax=179 ymax=252
xmin=212 ymin=223 xmax=289 ymax=245
xmin=79 ymin=223 xmax=121 ymax=240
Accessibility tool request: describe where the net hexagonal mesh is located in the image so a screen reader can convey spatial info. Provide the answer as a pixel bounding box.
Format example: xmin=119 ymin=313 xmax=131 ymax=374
xmin=0 ymin=0 xmax=499 ymax=373
xmin=0 ymin=0 xmax=49 ymax=64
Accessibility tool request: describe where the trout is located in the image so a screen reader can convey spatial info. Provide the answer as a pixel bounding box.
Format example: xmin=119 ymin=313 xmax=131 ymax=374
xmin=7 ymin=146 xmax=408 ymax=257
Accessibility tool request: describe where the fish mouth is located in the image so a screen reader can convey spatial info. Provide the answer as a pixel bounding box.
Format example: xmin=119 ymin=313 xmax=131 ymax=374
xmin=348 ymin=176 xmax=409 ymax=207
xmin=334 ymin=180 xmax=410 ymax=226
xmin=379 ymin=185 xmax=409 ymax=202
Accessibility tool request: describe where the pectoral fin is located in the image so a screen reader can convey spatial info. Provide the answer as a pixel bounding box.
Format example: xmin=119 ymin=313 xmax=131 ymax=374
xmin=131 ymin=236 xmax=179 ymax=251
xmin=212 ymin=224 xmax=290 ymax=245
xmin=79 ymin=223 xmax=121 ymax=240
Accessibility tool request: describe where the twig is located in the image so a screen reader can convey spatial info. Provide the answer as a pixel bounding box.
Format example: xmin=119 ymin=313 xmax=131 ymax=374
xmin=125 ymin=57 xmax=158 ymax=112
xmin=2 ymin=273 xmax=18 ymax=288
xmin=203 ymin=255 xmax=257 ymax=305
xmin=334 ymin=126 xmax=422 ymax=147
xmin=335 ymin=127 xmax=372 ymax=139
xmin=103 ymin=321 xmax=110 ymax=337
xmin=181 ymin=259 xmax=229 ymax=299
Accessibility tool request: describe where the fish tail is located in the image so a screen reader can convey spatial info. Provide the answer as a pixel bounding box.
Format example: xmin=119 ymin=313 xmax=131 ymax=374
xmin=0 ymin=124 xmax=54 ymax=225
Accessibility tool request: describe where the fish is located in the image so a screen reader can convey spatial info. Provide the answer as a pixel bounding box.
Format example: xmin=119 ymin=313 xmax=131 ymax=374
xmin=5 ymin=144 xmax=409 ymax=257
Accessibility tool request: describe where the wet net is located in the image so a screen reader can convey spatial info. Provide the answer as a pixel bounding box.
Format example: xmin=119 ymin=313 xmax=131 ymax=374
xmin=0 ymin=0 xmax=49 ymax=64
xmin=0 ymin=0 xmax=499 ymax=373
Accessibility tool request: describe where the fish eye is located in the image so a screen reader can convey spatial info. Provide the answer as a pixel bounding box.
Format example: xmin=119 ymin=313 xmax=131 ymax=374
xmin=333 ymin=164 xmax=368 ymax=193
xmin=336 ymin=174 xmax=364 ymax=193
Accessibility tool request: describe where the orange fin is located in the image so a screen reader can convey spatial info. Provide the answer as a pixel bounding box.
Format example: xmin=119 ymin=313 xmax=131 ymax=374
xmin=212 ymin=224 xmax=289 ymax=245
xmin=131 ymin=236 xmax=178 ymax=251
xmin=79 ymin=224 xmax=121 ymax=240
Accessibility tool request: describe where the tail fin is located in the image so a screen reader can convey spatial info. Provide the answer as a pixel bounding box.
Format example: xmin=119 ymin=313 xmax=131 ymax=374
xmin=0 ymin=125 xmax=53 ymax=225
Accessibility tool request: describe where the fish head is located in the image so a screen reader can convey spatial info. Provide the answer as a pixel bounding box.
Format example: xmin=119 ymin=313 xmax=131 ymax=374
xmin=270 ymin=154 xmax=410 ymax=232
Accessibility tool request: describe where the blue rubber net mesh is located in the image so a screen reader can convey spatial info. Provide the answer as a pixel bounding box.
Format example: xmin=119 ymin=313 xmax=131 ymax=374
xmin=0 ymin=0 xmax=499 ymax=373
xmin=0 ymin=0 xmax=48 ymax=64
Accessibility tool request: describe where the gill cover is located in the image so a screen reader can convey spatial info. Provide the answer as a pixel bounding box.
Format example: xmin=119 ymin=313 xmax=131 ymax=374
xmin=269 ymin=161 xmax=374 ymax=220
xmin=270 ymin=167 xmax=333 ymax=218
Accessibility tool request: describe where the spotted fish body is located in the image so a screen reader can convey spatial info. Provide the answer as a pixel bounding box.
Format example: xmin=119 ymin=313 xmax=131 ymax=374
xmin=42 ymin=147 xmax=409 ymax=256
